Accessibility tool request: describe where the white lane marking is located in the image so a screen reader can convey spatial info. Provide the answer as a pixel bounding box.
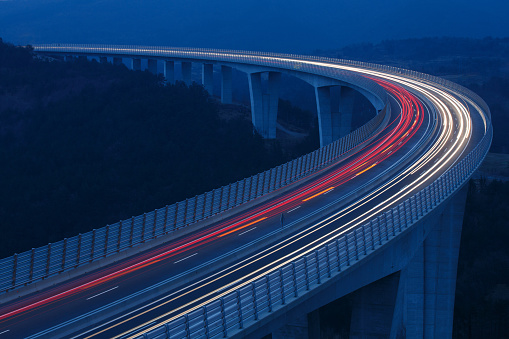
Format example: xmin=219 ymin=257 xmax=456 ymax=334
xmin=115 ymin=65 xmax=460 ymax=338
xmin=174 ymin=253 xmax=198 ymax=264
xmin=238 ymin=227 xmax=256 ymax=236
xmin=287 ymin=206 xmax=301 ymax=213
xmin=86 ymin=286 xmax=119 ymax=300
xmin=387 ymin=151 xmax=392 ymax=155
xmin=0 ymin=330 xmax=10 ymax=335
xmin=217 ymin=280 xmax=243 ymax=293
xmin=120 ymin=321 xmax=156 ymax=339
xmin=30 ymin=53 xmax=475 ymax=339
xmin=323 ymin=188 xmax=334 ymax=195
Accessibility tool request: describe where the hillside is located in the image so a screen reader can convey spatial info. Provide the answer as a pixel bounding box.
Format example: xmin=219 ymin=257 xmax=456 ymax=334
xmin=0 ymin=40 xmax=315 ymax=256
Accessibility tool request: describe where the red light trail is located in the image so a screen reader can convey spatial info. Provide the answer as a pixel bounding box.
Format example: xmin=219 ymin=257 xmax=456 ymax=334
xmin=0 ymin=78 xmax=423 ymax=327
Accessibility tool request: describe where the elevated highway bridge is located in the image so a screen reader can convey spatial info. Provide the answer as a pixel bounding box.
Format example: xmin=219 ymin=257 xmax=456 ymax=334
xmin=0 ymin=44 xmax=492 ymax=338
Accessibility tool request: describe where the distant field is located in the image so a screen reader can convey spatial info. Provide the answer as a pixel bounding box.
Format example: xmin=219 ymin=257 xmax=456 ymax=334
xmin=477 ymin=152 xmax=509 ymax=178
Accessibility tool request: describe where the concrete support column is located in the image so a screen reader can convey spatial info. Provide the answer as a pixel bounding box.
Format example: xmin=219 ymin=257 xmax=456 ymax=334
xmin=202 ymin=63 xmax=214 ymax=94
xmin=390 ymin=186 xmax=468 ymax=338
xmin=339 ymin=86 xmax=355 ymax=137
xmin=248 ymin=72 xmax=281 ymax=139
xmin=164 ymin=60 xmax=174 ymax=84
xmin=181 ymin=61 xmax=192 ymax=85
xmin=131 ymin=58 xmax=141 ymax=71
xmin=350 ymin=273 xmax=400 ymax=338
xmin=99 ymin=56 xmax=108 ymax=64
xmin=113 ymin=57 xmax=123 ymax=66
xmin=315 ymin=85 xmax=355 ymax=147
xmin=147 ymin=59 xmax=157 ymax=74
xmin=221 ymin=65 xmax=233 ymax=104
xmin=315 ymin=86 xmax=332 ymax=147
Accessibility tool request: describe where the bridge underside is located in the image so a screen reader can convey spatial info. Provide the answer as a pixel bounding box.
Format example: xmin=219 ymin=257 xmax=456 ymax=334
xmin=69 ymin=56 xmax=382 ymax=148
xmin=232 ymin=185 xmax=467 ymax=339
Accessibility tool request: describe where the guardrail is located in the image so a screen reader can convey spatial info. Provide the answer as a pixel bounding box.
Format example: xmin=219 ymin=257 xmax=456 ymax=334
xmin=33 ymin=44 xmax=488 ymax=122
xmin=0 ymin=95 xmax=389 ymax=294
xmin=33 ymin=44 xmax=388 ymax=106
xmin=136 ymin=89 xmax=493 ymax=339
xmin=2 ymin=47 xmax=491 ymax=338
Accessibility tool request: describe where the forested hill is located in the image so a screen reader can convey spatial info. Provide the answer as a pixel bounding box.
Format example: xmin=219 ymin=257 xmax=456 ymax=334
xmin=0 ymin=39 xmax=315 ymax=257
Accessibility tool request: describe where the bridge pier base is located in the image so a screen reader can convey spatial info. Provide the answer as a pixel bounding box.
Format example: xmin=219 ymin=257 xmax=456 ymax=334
xmin=248 ymin=71 xmax=281 ymax=139
xmin=221 ymin=65 xmax=233 ymax=104
xmin=202 ymin=63 xmax=214 ymax=94
xmin=181 ymin=61 xmax=192 ymax=85
xmin=164 ymin=60 xmax=174 ymax=84
xmin=131 ymin=58 xmax=141 ymax=71
xmin=147 ymin=59 xmax=157 ymax=74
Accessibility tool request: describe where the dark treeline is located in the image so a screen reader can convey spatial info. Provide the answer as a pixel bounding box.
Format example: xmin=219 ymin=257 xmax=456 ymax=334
xmin=454 ymin=180 xmax=509 ymax=338
xmin=0 ymin=39 xmax=314 ymax=257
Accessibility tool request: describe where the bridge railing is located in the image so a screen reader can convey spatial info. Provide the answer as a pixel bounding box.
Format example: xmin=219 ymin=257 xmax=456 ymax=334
xmin=136 ymin=96 xmax=493 ymax=339
xmin=34 ymin=44 xmax=490 ymax=122
xmin=33 ymin=44 xmax=388 ymax=106
xmin=0 ymin=94 xmax=389 ymax=294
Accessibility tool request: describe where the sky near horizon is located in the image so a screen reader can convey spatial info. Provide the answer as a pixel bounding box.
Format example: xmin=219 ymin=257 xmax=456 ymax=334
xmin=0 ymin=0 xmax=508 ymax=53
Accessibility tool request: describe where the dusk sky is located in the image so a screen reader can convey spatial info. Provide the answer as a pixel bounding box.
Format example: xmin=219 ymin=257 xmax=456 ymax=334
xmin=1 ymin=0 xmax=508 ymax=52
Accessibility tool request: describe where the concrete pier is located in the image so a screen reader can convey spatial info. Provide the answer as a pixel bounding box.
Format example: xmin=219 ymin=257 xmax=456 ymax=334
xmin=315 ymin=85 xmax=355 ymax=147
xmin=164 ymin=60 xmax=174 ymax=84
xmin=390 ymin=186 xmax=467 ymax=338
xmin=131 ymin=58 xmax=141 ymax=71
xmin=221 ymin=65 xmax=233 ymax=104
xmin=202 ymin=63 xmax=214 ymax=94
xmin=113 ymin=57 xmax=123 ymax=66
xmin=181 ymin=61 xmax=192 ymax=85
xmin=147 ymin=59 xmax=157 ymax=74
xmin=339 ymin=86 xmax=355 ymax=137
xmin=248 ymin=71 xmax=281 ymax=139
xmin=315 ymin=86 xmax=337 ymax=147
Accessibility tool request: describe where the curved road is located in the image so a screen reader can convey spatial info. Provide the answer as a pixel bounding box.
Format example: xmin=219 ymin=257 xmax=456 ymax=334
xmin=0 ymin=47 xmax=487 ymax=339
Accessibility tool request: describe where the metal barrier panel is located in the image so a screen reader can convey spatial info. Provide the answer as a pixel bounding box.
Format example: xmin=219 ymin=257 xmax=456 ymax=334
xmin=1 ymin=46 xmax=489 ymax=306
